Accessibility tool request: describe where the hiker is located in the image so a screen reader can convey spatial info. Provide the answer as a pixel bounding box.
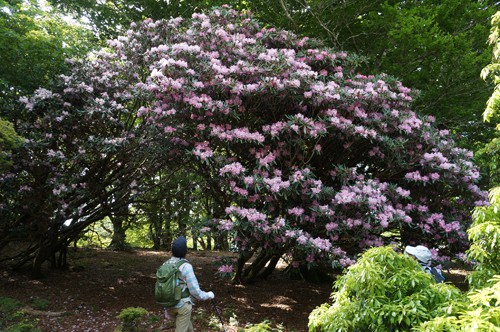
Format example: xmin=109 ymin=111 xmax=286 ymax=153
xmin=404 ymin=245 xmax=445 ymax=283
xmin=163 ymin=236 xmax=215 ymax=332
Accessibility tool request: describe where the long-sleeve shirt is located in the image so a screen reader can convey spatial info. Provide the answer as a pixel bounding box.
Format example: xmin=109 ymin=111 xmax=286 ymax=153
xmin=168 ymin=257 xmax=212 ymax=308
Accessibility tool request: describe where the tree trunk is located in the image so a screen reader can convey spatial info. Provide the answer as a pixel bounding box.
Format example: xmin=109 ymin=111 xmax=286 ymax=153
xmin=214 ymin=233 xmax=229 ymax=251
xmin=32 ymin=236 xmax=57 ymax=278
xmin=258 ymin=255 xmax=280 ymax=280
xmin=150 ymin=223 xmax=161 ymax=250
xmin=242 ymin=250 xmax=273 ymax=283
xmin=232 ymin=250 xmax=253 ymax=284
xmin=284 ymin=263 xmax=335 ymax=284
xmin=207 ymin=233 xmax=212 ymax=250
xmin=191 ymin=231 xmax=198 ymax=251
xmin=109 ymin=216 xmax=128 ymax=250
xmin=31 ymin=244 xmax=47 ymax=279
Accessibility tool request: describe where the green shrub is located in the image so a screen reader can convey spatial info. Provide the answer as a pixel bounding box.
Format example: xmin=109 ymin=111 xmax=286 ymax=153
xmin=416 ymin=190 xmax=500 ymax=331
xmin=244 ymin=321 xmax=274 ymax=331
xmin=30 ymin=298 xmax=49 ymax=310
xmin=308 ymin=246 xmax=466 ymax=332
xmin=116 ymin=307 xmax=148 ymax=332
xmin=4 ymin=321 xmax=40 ymax=332
xmin=467 ymin=188 xmax=500 ymax=289
xmin=0 ymin=297 xmax=22 ymax=313
xmin=417 ymin=275 xmax=500 ymax=331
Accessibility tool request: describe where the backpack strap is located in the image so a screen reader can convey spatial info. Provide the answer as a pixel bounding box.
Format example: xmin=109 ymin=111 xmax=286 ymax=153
xmin=174 ymin=258 xmax=188 ymax=269
xmin=175 ymin=259 xmax=190 ymax=298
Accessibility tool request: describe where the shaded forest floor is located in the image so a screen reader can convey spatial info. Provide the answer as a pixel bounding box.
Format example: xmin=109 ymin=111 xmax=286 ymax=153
xmin=0 ymin=249 xmax=469 ymax=332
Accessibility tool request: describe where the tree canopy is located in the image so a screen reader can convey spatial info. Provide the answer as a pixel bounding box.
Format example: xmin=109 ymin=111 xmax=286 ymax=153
xmin=50 ymin=0 xmax=498 ymax=156
xmin=480 ymin=10 xmax=500 ymax=187
xmin=0 ymin=0 xmax=95 ymax=112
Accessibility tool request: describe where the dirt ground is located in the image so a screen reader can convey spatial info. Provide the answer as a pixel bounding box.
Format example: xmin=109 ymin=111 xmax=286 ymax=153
xmin=0 ymin=249 xmax=335 ymax=331
xmin=0 ymin=248 xmax=469 ymax=332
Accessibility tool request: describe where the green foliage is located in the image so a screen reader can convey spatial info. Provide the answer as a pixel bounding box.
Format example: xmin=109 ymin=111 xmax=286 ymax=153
xmin=147 ymin=314 xmax=161 ymax=324
xmin=135 ymin=169 xmax=214 ymax=250
xmin=116 ymin=307 xmax=148 ymax=332
xmin=467 ymin=188 xmax=500 ymax=289
xmin=77 ymin=218 xmax=113 ymax=248
xmin=0 ymin=0 xmax=96 ymax=115
xmin=417 ymin=276 xmax=500 ymax=331
xmin=51 ymin=0 xmax=229 ymax=39
xmin=0 ymin=297 xmax=22 ymax=313
xmin=308 ymin=246 xmax=466 ymax=332
xmin=481 ymin=11 xmax=500 ymax=124
xmin=30 ymin=298 xmax=49 ymax=310
xmin=0 ymin=297 xmax=39 ymax=332
xmin=350 ymin=0 xmax=497 ymax=158
xmin=125 ymin=219 xmax=153 ymax=248
xmin=244 ymin=321 xmax=274 ymax=331
xmin=414 ymin=190 xmax=500 ymax=330
xmin=4 ymin=322 xmax=40 ymax=332
xmin=480 ymin=10 xmax=500 ymax=188
xmin=117 ymin=306 xmax=148 ymax=322
xmin=462 ymin=8 xmax=500 ymax=294
xmin=0 ymin=117 xmax=23 ymax=171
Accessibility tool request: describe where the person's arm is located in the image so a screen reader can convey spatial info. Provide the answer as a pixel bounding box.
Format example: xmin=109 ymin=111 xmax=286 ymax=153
xmin=181 ymin=263 xmax=214 ymax=300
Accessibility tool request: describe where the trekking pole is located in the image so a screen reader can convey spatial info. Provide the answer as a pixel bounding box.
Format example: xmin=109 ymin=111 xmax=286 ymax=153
xmin=211 ymin=298 xmax=227 ymax=332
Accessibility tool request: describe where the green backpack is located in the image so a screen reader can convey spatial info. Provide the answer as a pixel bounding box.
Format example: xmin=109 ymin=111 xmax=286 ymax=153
xmin=154 ymin=259 xmax=190 ymax=307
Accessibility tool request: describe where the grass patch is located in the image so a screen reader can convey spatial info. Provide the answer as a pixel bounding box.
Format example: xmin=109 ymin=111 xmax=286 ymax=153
xmin=0 ymin=297 xmax=40 ymax=331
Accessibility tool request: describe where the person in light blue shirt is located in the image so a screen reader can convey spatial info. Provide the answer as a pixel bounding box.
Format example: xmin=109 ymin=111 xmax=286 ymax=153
xmin=404 ymin=245 xmax=445 ymax=283
xmin=165 ymin=236 xmax=214 ymax=332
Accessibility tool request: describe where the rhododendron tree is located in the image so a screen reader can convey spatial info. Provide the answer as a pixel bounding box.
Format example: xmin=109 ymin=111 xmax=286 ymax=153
xmin=0 ymin=7 xmax=488 ymax=280
xmin=0 ymin=53 xmax=191 ymax=275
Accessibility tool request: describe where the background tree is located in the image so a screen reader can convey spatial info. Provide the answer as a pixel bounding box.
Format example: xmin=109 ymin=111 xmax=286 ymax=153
xmin=0 ymin=0 xmax=96 ymax=182
xmin=466 ymin=10 xmax=500 ymax=290
xmin=0 ymin=0 xmax=96 ymax=116
xmin=480 ymin=10 xmax=500 ymax=187
xmin=0 ymin=49 xmax=189 ymax=276
xmin=49 ymin=0 xmax=229 ymax=40
xmin=0 ymin=117 xmax=23 ymax=171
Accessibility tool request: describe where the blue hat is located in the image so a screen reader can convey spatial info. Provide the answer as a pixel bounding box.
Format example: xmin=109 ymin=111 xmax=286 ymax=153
xmin=172 ymin=236 xmax=187 ymax=258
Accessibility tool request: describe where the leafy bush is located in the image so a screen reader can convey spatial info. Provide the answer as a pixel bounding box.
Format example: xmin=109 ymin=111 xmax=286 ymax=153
xmin=417 ymin=275 xmax=500 ymax=331
xmin=308 ymin=246 xmax=466 ymax=331
xmin=416 ymin=190 xmax=500 ymax=331
xmin=467 ymin=188 xmax=500 ymax=289
xmin=116 ymin=307 xmax=148 ymax=332
xmin=244 ymin=321 xmax=274 ymax=331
